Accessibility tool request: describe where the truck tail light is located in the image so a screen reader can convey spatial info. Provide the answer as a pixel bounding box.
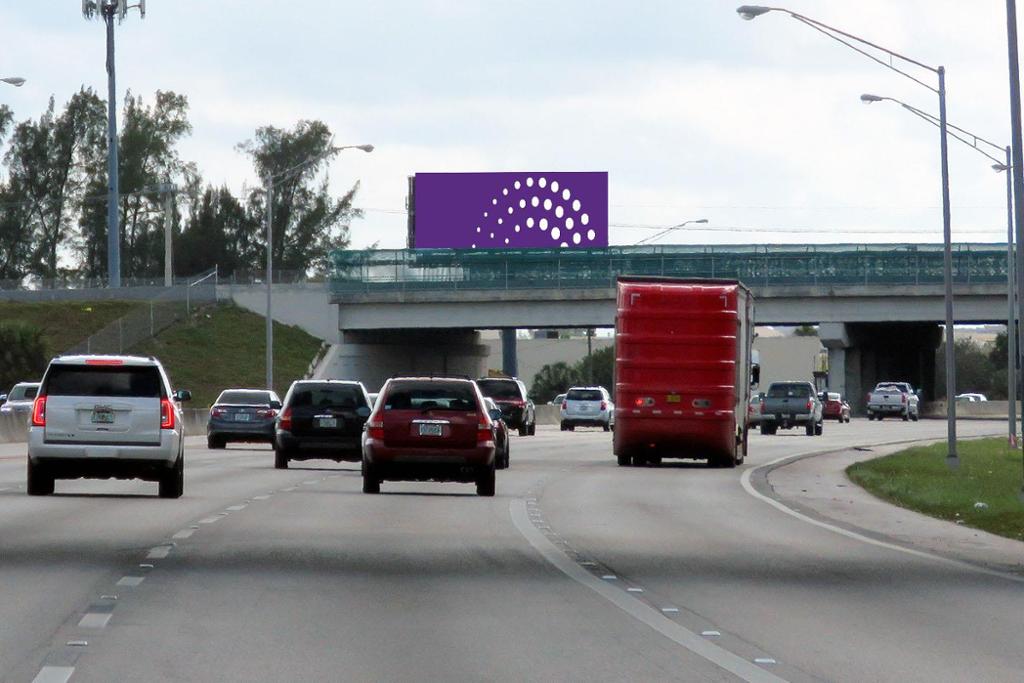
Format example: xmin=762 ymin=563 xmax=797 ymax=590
xmin=31 ymin=395 xmax=47 ymax=427
xmin=160 ymin=398 xmax=175 ymax=430
xmin=279 ymin=407 xmax=293 ymax=431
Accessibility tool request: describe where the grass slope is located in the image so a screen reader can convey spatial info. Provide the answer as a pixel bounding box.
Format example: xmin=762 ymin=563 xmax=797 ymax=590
xmin=847 ymin=438 xmax=1024 ymax=541
xmin=132 ymin=304 xmax=323 ymax=407
xmin=0 ymin=300 xmax=142 ymax=358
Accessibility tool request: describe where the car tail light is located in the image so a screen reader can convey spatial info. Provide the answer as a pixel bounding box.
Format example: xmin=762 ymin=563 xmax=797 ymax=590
xmin=600 ymin=401 xmax=607 ymax=411
xmin=759 ymin=399 xmax=765 ymax=415
xmin=366 ymin=412 xmax=384 ymax=439
xmin=86 ymin=358 xmax=124 ymax=366
xmin=31 ymin=395 xmax=46 ymax=427
xmin=806 ymin=399 xmax=812 ymax=411
xmin=901 ymin=393 xmax=907 ymax=404
xmin=563 ymin=401 xmax=569 ymax=410
xmin=477 ymin=418 xmax=494 ymax=444
xmin=160 ymin=398 xmax=175 ymax=430
xmin=256 ymin=408 xmax=278 ymax=419
xmin=211 ymin=406 xmax=226 ymax=418
xmin=506 ymin=399 xmax=525 ymax=407
xmin=634 ymin=398 xmax=643 ymax=408
xmin=279 ymin=407 xmax=293 ymax=431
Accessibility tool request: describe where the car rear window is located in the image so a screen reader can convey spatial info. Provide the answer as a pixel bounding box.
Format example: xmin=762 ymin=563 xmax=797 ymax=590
xmin=289 ymin=385 xmax=365 ymax=409
xmin=218 ymin=390 xmax=274 ymax=405
xmin=476 ymin=380 xmax=522 ymax=400
xmin=567 ymin=389 xmax=603 ymax=401
xmin=46 ymin=366 xmax=162 ymax=398
xmin=767 ymin=383 xmax=810 ymax=398
xmin=384 ymin=382 xmax=478 ymax=412
xmin=827 ymin=393 xmax=841 ymax=401
xmin=8 ymin=385 xmax=38 ymax=400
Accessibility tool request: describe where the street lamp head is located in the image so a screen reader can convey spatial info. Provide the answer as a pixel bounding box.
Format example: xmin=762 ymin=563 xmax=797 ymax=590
xmin=0 ymin=77 xmax=26 ymax=87
xmin=737 ymin=5 xmax=772 ymax=20
xmin=860 ymin=93 xmax=884 ymax=103
xmin=356 ymin=144 xmax=375 ymax=153
xmin=993 ymin=162 xmax=1009 ymax=172
xmin=693 ymin=219 xmax=709 ymax=224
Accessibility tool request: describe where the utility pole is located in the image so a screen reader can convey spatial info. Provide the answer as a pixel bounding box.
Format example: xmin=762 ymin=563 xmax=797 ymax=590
xmin=1005 ymin=0 xmax=1024 ymax=494
xmin=159 ymin=182 xmax=175 ymax=287
xmin=587 ymin=328 xmax=594 ymax=384
xmin=265 ymin=176 xmax=274 ymax=391
xmin=82 ymin=1 xmax=146 ymax=288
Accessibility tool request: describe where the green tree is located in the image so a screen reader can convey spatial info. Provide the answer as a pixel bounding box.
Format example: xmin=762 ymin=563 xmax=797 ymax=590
xmin=575 ymin=345 xmax=615 ymax=391
xmin=238 ymin=120 xmax=362 ymax=275
xmin=529 ymin=362 xmax=580 ymax=403
xmin=794 ymin=324 xmax=818 ymax=337
xmin=176 ymin=185 xmax=259 ymax=276
xmin=77 ymin=90 xmax=196 ymax=279
xmin=0 ymin=322 xmax=47 ymax=390
xmin=4 ymin=89 xmax=105 ymax=279
xmin=936 ymin=338 xmax=1001 ymax=399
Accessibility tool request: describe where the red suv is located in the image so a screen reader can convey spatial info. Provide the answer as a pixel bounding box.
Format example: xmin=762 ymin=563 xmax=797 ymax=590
xmin=361 ymin=378 xmax=497 ymax=496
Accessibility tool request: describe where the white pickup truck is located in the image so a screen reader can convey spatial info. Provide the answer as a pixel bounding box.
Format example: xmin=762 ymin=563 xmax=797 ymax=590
xmin=866 ymin=381 xmax=920 ymax=422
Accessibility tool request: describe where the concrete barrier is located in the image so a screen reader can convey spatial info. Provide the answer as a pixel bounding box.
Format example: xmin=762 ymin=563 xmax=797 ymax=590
xmin=535 ymin=404 xmax=560 ymax=426
xmin=923 ymin=400 xmax=1013 ymax=419
xmin=0 ymin=408 xmax=212 ymax=445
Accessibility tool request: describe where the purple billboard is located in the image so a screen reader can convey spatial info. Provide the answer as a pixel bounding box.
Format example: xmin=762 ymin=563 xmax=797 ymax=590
xmin=414 ymin=172 xmax=608 ymax=249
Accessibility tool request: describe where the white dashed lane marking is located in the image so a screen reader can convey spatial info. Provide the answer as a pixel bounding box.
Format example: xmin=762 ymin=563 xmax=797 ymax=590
xmin=147 ymin=545 xmax=172 ymax=559
xmin=31 ymin=665 xmax=75 ymax=683
xmin=225 ymin=504 xmax=247 ymax=511
xmin=172 ymin=529 xmax=195 ymax=539
xmin=198 ymin=516 xmax=221 ymax=524
xmin=116 ymin=576 xmax=144 ymax=587
xmin=78 ymin=612 xmax=112 ymax=629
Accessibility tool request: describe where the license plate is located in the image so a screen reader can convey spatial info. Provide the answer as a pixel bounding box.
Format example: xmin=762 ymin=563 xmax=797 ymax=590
xmin=91 ymin=409 xmax=114 ymax=424
xmin=234 ymin=413 xmax=252 ymax=422
xmin=418 ymin=423 xmax=443 ymax=437
xmin=318 ymin=418 xmax=337 ymax=429
xmin=666 ymin=394 xmax=681 ymax=403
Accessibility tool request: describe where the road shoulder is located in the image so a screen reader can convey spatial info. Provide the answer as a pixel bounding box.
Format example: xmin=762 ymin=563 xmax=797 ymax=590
xmin=755 ymin=442 xmax=1024 ymax=576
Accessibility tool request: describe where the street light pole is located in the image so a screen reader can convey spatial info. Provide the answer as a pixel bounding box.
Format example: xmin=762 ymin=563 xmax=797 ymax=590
xmin=738 ymin=4 xmax=959 ymax=463
xmin=860 ymin=94 xmax=1014 ymax=445
xmin=263 ymin=143 xmax=374 ymax=391
xmin=265 ymin=176 xmax=274 ymax=391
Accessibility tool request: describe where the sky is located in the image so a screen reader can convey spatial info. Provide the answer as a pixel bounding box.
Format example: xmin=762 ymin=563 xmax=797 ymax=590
xmin=0 ymin=1 xmax=1021 ymax=250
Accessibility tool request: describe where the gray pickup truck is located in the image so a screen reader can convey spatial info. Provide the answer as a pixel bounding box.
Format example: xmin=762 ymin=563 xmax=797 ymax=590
xmin=866 ymin=381 xmax=920 ymax=421
xmin=759 ymin=381 xmax=823 ymax=436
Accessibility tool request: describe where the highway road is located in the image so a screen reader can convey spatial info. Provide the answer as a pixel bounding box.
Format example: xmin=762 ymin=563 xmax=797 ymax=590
xmin=0 ymin=419 xmax=1019 ymax=682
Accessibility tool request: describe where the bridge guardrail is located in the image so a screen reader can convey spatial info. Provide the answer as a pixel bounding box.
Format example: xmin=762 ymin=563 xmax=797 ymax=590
xmin=329 ymin=243 xmax=1010 ymax=294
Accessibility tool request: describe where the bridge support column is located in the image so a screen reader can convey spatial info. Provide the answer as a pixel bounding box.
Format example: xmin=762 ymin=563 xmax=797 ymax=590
xmin=820 ymin=322 xmax=941 ymax=415
xmin=321 ymin=329 xmax=489 ymax=392
xmin=501 ymin=329 xmax=518 ymax=377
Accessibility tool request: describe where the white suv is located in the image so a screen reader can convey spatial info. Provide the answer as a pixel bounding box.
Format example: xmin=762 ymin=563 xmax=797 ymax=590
xmin=560 ymin=386 xmax=615 ymax=432
xmin=27 ymin=355 xmax=191 ymax=498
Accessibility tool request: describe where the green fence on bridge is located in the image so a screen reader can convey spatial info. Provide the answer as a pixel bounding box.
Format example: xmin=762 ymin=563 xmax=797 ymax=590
xmin=330 ymin=244 xmax=1010 ymax=294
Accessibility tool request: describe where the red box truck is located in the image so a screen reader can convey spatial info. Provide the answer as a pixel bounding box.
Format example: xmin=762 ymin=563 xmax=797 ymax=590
xmin=613 ymin=277 xmax=756 ymax=468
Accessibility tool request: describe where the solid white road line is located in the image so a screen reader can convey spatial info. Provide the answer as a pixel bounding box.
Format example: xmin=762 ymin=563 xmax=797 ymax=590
xmin=31 ymin=666 xmax=75 ymax=683
xmin=509 ymin=499 xmax=787 ymax=683
xmin=740 ymin=454 xmax=1024 ymax=584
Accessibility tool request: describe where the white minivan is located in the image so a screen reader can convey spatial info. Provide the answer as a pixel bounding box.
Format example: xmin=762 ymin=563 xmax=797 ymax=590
xmin=27 ymin=355 xmax=191 ymax=498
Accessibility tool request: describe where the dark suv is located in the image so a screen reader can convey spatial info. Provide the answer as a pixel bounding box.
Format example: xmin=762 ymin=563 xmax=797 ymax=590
xmin=475 ymin=377 xmax=536 ymax=436
xmin=274 ymin=380 xmax=372 ymax=469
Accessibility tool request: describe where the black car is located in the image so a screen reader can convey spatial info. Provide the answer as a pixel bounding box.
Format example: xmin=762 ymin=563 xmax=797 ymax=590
xmin=476 ymin=377 xmax=536 ymax=436
xmin=484 ymin=397 xmax=510 ymax=469
xmin=207 ymin=389 xmax=282 ymax=448
xmin=275 ymin=380 xmax=372 ymax=469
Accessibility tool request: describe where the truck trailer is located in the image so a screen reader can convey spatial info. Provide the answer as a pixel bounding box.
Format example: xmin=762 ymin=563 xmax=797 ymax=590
xmin=613 ymin=277 xmax=755 ymax=468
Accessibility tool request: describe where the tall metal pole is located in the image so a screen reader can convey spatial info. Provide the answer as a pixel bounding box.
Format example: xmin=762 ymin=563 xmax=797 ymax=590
xmin=938 ymin=67 xmax=958 ymax=465
xmin=104 ymin=6 xmax=121 ymax=288
xmin=163 ymin=185 xmax=173 ymax=287
xmin=1007 ymin=146 xmax=1018 ymax=447
xmin=265 ymin=177 xmax=274 ymax=391
xmin=1005 ymin=2 xmax=1024 ymax=499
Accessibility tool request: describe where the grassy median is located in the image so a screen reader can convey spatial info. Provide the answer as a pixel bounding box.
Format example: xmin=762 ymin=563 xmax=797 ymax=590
xmin=847 ymin=438 xmax=1024 ymax=541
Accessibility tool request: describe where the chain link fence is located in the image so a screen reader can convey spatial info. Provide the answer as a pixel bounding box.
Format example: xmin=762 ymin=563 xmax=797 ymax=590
xmin=64 ymin=268 xmax=219 ymax=356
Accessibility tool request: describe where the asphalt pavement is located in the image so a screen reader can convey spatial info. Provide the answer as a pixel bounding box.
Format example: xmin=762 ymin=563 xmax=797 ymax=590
xmin=0 ymin=419 xmax=1019 ymax=682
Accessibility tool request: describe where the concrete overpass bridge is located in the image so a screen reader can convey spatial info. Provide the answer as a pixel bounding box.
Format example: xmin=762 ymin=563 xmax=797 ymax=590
xmin=328 ymin=243 xmax=1012 ymax=410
